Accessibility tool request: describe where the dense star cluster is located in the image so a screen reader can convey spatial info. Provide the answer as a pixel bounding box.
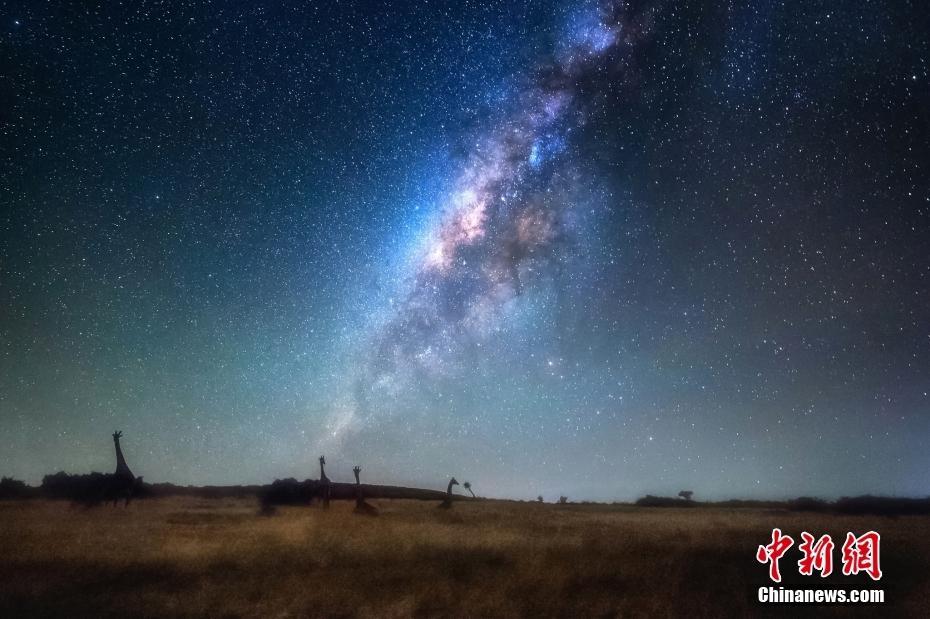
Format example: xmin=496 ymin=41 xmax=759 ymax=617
xmin=1 ymin=1 xmax=928 ymax=501
xmin=343 ymin=3 xmax=650 ymax=439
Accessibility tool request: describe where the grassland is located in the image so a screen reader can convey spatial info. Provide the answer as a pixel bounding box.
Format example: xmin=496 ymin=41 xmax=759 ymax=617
xmin=1 ymin=497 xmax=928 ymax=617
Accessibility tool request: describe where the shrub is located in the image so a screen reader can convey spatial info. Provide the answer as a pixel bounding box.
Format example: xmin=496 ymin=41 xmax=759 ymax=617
xmin=0 ymin=477 xmax=36 ymax=499
xmin=786 ymin=496 xmax=829 ymax=512
xmin=635 ymin=495 xmax=695 ymax=508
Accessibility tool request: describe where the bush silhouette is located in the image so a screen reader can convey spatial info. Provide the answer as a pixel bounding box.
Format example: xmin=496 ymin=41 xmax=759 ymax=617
xmin=0 ymin=477 xmax=36 ymax=499
xmin=635 ymin=495 xmax=696 ymax=507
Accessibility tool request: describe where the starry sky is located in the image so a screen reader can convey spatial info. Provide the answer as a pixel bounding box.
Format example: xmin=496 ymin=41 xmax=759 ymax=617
xmin=2 ymin=1 xmax=928 ymax=501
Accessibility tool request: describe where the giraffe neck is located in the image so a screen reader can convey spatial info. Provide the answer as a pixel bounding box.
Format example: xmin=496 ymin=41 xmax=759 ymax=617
xmin=114 ymin=438 xmax=134 ymax=479
xmin=319 ymin=461 xmax=329 ymax=482
xmin=447 ymin=479 xmax=455 ymax=495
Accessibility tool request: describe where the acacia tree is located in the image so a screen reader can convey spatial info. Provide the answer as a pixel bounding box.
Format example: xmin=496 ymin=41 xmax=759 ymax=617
xmin=463 ymin=481 xmax=475 ymax=498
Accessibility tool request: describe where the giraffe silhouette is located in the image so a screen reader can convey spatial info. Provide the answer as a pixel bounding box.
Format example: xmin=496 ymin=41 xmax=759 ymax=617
xmin=318 ymin=455 xmax=331 ymax=508
xmin=438 ymin=477 xmax=459 ymax=509
xmin=107 ymin=431 xmax=141 ymax=506
xmin=352 ymin=466 xmax=378 ymax=516
xmin=113 ymin=431 xmax=134 ymax=479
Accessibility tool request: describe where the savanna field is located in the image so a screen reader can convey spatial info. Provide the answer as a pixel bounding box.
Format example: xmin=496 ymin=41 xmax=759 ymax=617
xmin=1 ymin=498 xmax=928 ymax=618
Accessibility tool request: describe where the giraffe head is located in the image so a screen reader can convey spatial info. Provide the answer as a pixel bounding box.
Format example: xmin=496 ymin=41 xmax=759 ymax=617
xmin=449 ymin=477 xmax=459 ymax=486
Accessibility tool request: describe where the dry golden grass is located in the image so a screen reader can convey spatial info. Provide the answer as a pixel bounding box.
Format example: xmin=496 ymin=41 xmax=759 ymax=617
xmin=1 ymin=497 xmax=928 ymax=617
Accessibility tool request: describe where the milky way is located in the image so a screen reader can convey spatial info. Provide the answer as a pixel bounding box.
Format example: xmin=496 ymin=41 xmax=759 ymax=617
xmin=325 ymin=1 xmax=654 ymax=442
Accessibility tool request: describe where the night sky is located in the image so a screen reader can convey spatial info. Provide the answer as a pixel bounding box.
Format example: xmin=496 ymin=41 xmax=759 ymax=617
xmin=2 ymin=1 xmax=928 ymax=501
